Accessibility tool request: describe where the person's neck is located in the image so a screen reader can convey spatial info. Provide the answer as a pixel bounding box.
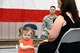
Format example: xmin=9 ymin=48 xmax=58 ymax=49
xmin=66 ymin=12 xmax=75 ymax=24
xmin=66 ymin=12 xmax=72 ymax=17
xmin=50 ymin=14 xmax=55 ymax=16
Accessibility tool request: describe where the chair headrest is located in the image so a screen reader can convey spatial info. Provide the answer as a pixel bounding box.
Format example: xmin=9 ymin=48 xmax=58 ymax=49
xmin=23 ymin=24 xmax=37 ymax=30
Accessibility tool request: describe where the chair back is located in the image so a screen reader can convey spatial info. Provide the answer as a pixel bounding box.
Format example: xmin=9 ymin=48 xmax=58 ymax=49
xmin=23 ymin=24 xmax=38 ymax=30
xmin=55 ymin=28 xmax=80 ymax=53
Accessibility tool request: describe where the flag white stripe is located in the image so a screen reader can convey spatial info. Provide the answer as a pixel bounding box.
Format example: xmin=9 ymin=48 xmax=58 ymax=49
xmin=0 ymin=0 xmax=58 ymax=10
xmin=0 ymin=22 xmax=42 ymax=39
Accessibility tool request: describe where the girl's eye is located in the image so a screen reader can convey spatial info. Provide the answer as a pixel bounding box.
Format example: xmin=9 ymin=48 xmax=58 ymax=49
xmin=24 ymin=34 xmax=26 ymax=36
xmin=27 ymin=35 xmax=30 ymax=36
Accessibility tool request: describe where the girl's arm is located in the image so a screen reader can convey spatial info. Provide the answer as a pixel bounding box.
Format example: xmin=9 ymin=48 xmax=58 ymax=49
xmin=19 ymin=43 xmax=34 ymax=50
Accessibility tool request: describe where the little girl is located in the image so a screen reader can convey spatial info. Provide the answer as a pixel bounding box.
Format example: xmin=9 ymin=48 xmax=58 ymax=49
xmin=18 ymin=27 xmax=35 ymax=53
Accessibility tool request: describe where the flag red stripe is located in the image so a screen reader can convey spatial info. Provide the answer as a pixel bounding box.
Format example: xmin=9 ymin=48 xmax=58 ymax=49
xmin=0 ymin=8 xmax=60 ymax=22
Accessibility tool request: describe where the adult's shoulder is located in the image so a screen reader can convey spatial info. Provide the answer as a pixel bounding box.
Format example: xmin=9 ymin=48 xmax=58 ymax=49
xmin=57 ymin=15 xmax=64 ymax=19
xmin=55 ymin=15 xmax=65 ymax=23
xmin=43 ymin=14 xmax=50 ymax=20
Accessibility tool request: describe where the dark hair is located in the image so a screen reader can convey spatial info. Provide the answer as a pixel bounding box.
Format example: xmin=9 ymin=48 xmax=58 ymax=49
xmin=60 ymin=0 xmax=80 ymax=27
xmin=50 ymin=6 xmax=56 ymax=9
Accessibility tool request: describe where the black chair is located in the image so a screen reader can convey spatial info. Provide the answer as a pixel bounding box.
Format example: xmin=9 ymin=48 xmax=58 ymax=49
xmin=23 ymin=24 xmax=37 ymax=30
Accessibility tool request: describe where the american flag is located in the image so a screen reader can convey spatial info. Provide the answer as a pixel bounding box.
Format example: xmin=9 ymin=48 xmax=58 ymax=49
xmin=0 ymin=0 xmax=79 ymax=39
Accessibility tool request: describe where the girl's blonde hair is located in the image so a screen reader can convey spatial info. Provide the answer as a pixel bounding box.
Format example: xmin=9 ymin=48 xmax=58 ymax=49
xmin=19 ymin=27 xmax=35 ymax=36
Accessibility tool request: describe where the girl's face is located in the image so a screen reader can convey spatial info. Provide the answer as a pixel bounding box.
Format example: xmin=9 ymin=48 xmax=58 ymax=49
xmin=58 ymin=0 xmax=62 ymax=8
xmin=22 ymin=30 xmax=32 ymax=40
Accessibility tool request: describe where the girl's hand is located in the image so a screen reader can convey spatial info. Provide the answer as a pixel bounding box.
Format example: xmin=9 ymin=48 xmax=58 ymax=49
xmin=30 ymin=46 xmax=35 ymax=49
xmin=34 ymin=43 xmax=39 ymax=47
